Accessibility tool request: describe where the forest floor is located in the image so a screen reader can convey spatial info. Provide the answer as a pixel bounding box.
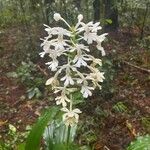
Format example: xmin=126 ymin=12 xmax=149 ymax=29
xmin=0 ymin=26 xmax=150 ymax=150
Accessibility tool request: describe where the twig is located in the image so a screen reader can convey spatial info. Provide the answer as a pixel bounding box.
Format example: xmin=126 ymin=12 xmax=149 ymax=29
xmin=104 ymin=146 xmax=110 ymax=150
xmin=36 ymin=65 xmax=49 ymax=77
xmin=122 ymin=60 xmax=150 ymax=74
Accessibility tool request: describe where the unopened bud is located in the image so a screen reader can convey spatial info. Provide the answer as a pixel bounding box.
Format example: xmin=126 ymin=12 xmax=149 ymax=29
xmin=54 ymin=13 xmax=62 ymax=21
xmin=78 ymin=14 xmax=83 ymax=22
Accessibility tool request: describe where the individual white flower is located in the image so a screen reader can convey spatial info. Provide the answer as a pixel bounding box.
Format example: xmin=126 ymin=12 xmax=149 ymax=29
xmin=52 ymin=27 xmax=71 ymax=37
xmin=77 ymin=21 xmax=92 ymax=33
xmin=53 ymin=13 xmax=62 ymax=21
xmin=61 ymin=107 xmax=82 ymax=126
xmin=41 ymin=41 xmax=51 ymax=53
xmin=52 ymin=37 xmax=68 ymax=51
xmin=96 ymin=44 xmax=106 ymax=56
xmin=96 ymin=33 xmax=108 ymax=56
xmin=86 ymin=66 xmax=105 ymax=89
xmin=73 ymin=54 xmax=91 ymax=67
xmin=77 ymin=21 xmax=102 ymax=44
xmin=93 ymin=58 xmax=102 ymax=66
xmin=46 ymin=59 xmax=58 ymax=71
xmin=81 ymin=84 xmax=94 ymax=98
xmin=41 ymin=41 xmax=63 ymax=59
xmin=55 ymin=94 xmax=70 ymax=107
xmin=89 ymin=70 xmax=105 ymax=83
xmin=60 ymin=63 xmax=78 ymax=74
xmin=44 ymin=26 xmax=71 ymax=38
xmin=51 ymin=49 xmax=64 ymax=59
xmin=70 ymin=44 xmax=90 ymax=53
xmin=54 ymin=87 xmax=77 ymax=95
xmin=54 ymin=87 xmax=71 ymax=107
xmin=61 ymin=74 xmax=74 ymax=86
xmin=78 ymin=21 xmax=101 ymax=33
xmin=72 ymin=45 xmax=91 ymax=67
xmin=83 ymin=32 xmax=97 ymax=44
xmin=91 ymin=22 xmax=102 ymax=32
xmin=43 ymin=25 xmax=53 ymax=38
xmin=40 ymin=40 xmax=52 ymax=57
xmin=41 ymin=39 xmax=65 ymax=58
xmin=97 ymin=33 xmax=108 ymax=42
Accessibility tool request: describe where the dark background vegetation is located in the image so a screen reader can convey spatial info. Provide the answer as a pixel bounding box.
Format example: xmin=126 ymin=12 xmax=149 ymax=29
xmin=0 ymin=0 xmax=150 ymax=149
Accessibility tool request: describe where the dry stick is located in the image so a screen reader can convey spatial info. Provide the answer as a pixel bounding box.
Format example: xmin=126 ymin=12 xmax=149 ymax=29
xmin=122 ymin=60 xmax=150 ymax=74
xmin=36 ymin=65 xmax=49 ymax=77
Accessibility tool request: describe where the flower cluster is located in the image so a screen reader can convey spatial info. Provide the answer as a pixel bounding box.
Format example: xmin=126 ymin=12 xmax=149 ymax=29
xmin=40 ymin=13 xmax=107 ymax=126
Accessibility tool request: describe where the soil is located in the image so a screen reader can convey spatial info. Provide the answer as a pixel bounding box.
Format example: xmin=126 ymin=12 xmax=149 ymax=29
xmin=0 ymin=27 xmax=150 ymax=150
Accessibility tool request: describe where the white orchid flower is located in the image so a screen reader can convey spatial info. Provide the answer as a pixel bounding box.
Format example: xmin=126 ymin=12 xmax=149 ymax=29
xmin=61 ymin=107 xmax=82 ymax=126
xmin=55 ymin=93 xmax=70 ymax=107
xmin=81 ymin=84 xmax=94 ymax=98
xmin=83 ymin=32 xmax=97 ymax=44
xmin=46 ymin=59 xmax=58 ymax=71
xmin=61 ymin=74 xmax=74 ymax=86
xmin=73 ymin=54 xmax=91 ymax=67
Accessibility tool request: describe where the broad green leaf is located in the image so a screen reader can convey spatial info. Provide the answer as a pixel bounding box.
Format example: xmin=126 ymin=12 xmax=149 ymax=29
xmin=44 ymin=118 xmax=77 ymax=148
xmin=53 ymin=143 xmax=67 ymax=150
xmin=25 ymin=107 xmax=59 ymax=150
xmin=52 ymin=143 xmax=80 ymax=150
xmin=17 ymin=143 xmax=25 ymax=150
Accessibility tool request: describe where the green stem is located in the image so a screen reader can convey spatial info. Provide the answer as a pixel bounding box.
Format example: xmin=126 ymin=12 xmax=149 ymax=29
xmin=67 ymin=125 xmax=71 ymax=149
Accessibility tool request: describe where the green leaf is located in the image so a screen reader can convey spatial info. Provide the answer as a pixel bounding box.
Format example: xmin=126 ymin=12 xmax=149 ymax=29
xmin=52 ymin=143 xmax=80 ymax=150
xmin=25 ymin=107 xmax=59 ymax=150
xmin=17 ymin=143 xmax=25 ymax=150
xmin=44 ymin=119 xmax=77 ymax=146
xmin=113 ymin=102 xmax=128 ymax=113
xmin=53 ymin=143 xmax=67 ymax=150
xmin=127 ymin=135 xmax=150 ymax=150
xmin=105 ymin=19 xmax=112 ymax=24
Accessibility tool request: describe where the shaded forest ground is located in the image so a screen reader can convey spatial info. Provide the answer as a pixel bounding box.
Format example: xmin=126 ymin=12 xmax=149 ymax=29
xmin=0 ymin=26 xmax=150 ymax=150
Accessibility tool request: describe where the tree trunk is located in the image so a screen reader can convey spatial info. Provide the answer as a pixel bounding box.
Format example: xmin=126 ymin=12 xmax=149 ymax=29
xmin=93 ymin=0 xmax=101 ymax=22
xmin=104 ymin=0 xmax=119 ymax=32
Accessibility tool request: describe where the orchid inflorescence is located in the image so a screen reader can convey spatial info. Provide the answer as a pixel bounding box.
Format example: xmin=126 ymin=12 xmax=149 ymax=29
xmin=40 ymin=13 xmax=107 ymax=126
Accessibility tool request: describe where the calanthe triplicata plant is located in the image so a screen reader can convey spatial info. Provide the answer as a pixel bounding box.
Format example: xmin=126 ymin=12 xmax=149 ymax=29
xmin=40 ymin=13 xmax=107 ymax=127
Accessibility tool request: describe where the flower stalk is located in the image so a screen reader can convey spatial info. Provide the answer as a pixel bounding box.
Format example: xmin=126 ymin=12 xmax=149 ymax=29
xmin=40 ymin=13 xmax=107 ymax=130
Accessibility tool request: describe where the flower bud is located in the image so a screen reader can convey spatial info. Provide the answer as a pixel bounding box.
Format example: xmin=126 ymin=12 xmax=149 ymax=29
xmin=53 ymin=13 xmax=62 ymax=21
xmin=78 ymin=14 xmax=83 ymax=22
